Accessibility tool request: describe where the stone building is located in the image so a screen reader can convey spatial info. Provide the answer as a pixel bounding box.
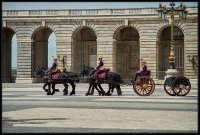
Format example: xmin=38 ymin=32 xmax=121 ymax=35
xmin=1 ymin=7 xmax=198 ymax=83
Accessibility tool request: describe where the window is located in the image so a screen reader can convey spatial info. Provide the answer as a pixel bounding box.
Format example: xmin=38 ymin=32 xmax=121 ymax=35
xmin=175 ymin=45 xmax=183 ymax=68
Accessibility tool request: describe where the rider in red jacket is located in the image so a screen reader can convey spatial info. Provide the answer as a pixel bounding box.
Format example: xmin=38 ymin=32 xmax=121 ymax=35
xmin=95 ymin=57 xmax=105 ymax=83
xmin=90 ymin=56 xmax=105 ymax=83
xmin=48 ymin=58 xmax=59 ymax=80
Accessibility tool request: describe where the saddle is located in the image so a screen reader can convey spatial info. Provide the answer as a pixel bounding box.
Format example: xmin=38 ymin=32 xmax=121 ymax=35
xmin=45 ymin=69 xmax=61 ymax=80
xmin=94 ymin=68 xmax=110 ymax=80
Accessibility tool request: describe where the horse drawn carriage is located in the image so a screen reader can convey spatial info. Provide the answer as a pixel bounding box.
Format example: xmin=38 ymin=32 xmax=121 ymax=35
xmin=131 ymin=69 xmax=191 ymax=96
xmin=35 ymin=64 xmax=191 ymax=97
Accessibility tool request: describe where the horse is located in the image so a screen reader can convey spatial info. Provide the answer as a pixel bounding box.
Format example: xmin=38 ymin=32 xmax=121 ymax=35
xmin=35 ymin=66 xmax=80 ymax=95
xmin=79 ymin=66 xmax=103 ymax=96
xmin=79 ymin=66 xmax=122 ymax=96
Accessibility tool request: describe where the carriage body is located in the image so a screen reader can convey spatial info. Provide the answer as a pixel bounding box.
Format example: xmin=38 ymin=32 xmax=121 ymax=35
xmin=132 ymin=70 xmax=155 ymax=96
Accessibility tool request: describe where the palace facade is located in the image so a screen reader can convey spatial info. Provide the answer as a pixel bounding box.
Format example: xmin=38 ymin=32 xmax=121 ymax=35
xmin=1 ymin=7 xmax=198 ymax=83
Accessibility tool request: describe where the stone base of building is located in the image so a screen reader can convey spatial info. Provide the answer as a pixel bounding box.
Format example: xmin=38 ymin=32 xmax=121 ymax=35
xmin=189 ymin=79 xmax=198 ymax=88
xmin=15 ymin=78 xmax=38 ymax=83
xmin=164 ymin=69 xmax=179 ymax=80
xmin=1 ymin=78 xmax=12 ymax=83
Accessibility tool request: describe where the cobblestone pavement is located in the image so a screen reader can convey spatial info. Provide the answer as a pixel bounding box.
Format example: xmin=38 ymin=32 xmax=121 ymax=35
xmin=2 ymin=83 xmax=198 ymax=133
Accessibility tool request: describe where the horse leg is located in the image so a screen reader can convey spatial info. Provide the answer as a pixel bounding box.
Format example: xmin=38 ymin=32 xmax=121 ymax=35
xmin=52 ymin=83 xmax=59 ymax=92
xmin=105 ymin=84 xmax=112 ymax=96
xmin=63 ymin=83 xmax=69 ymax=96
xmin=43 ymin=82 xmax=48 ymax=92
xmin=85 ymin=79 xmax=93 ymax=96
xmin=47 ymin=83 xmax=51 ymax=95
xmin=51 ymin=83 xmax=56 ymax=95
xmin=110 ymin=84 xmax=115 ymax=95
xmin=85 ymin=78 xmax=94 ymax=96
xmin=69 ymin=80 xmax=76 ymax=95
xmin=116 ymin=84 xmax=122 ymax=96
xmin=93 ymin=83 xmax=102 ymax=96
xmin=85 ymin=83 xmax=92 ymax=96
xmin=90 ymin=84 xmax=95 ymax=95
xmin=97 ymin=83 xmax=105 ymax=96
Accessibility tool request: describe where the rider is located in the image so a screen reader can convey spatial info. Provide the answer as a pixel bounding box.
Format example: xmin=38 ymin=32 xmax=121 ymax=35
xmin=90 ymin=56 xmax=105 ymax=83
xmin=132 ymin=59 xmax=148 ymax=83
xmin=48 ymin=58 xmax=59 ymax=80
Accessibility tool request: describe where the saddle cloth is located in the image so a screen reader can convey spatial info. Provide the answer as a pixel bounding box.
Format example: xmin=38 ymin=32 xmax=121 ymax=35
xmin=52 ymin=73 xmax=60 ymax=79
xmin=94 ymin=71 xmax=107 ymax=79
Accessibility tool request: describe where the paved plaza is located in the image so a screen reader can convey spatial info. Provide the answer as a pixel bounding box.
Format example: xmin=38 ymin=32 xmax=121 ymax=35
xmin=2 ymin=83 xmax=198 ymax=133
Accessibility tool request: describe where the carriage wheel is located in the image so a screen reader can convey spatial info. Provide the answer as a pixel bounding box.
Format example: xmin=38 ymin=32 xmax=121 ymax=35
xmin=133 ymin=77 xmax=155 ymax=96
xmin=164 ymin=79 xmax=176 ymax=96
xmin=172 ymin=76 xmax=191 ymax=96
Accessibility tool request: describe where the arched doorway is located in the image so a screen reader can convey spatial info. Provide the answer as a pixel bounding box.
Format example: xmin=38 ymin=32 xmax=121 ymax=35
xmin=31 ymin=27 xmax=56 ymax=80
xmin=1 ymin=27 xmax=15 ymax=82
xmin=157 ymin=26 xmax=184 ymax=79
xmin=113 ymin=26 xmax=140 ymax=81
xmin=72 ymin=27 xmax=97 ymax=73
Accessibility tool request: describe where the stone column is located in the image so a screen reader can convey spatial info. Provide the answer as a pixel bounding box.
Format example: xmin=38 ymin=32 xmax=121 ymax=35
xmin=97 ymin=37 xmax=113 ymax=70
xmin=184 ymin=23 xmax=198 ymax=79
xmin=140 ymin=24 xmax=157 ymax=79
xmin=15 ymin=40 xmax=36 ymax=83
xmin=56 ymin=38 xmax=72 ymax=71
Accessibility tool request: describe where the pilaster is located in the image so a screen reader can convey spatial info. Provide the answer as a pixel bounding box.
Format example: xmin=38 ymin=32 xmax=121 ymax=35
xmin=15 ymin=40 xmax=34 ymax=83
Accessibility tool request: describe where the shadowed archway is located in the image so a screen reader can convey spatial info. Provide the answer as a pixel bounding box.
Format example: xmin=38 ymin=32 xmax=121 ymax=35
xmin=157 ymin=26 xmax=184 ymax=79
xmin=113 ymin=26 xmax=140 ymax=81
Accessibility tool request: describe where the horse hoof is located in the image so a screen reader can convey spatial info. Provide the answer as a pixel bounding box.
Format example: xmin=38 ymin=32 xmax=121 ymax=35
xmin=98 ymin=92 xmax=101 ymax=96
xmin=70 ymin=92 xmax=75 ymax=96
xmin=105 ymin=92 xmax=109 ymax=95
xmin=63 ymin=92 xmax=68 ymax=95
xmin=47 ymin=92 xmax=51 ymax=95
xmin=102 ymin=91 xmax=105 ymax=96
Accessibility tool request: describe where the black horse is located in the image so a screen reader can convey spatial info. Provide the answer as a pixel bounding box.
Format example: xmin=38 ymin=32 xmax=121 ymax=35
xmin=35 ymin=66 xmax=80 ymax=95
xmin=79 ymin=66 xmax=122 ymax=96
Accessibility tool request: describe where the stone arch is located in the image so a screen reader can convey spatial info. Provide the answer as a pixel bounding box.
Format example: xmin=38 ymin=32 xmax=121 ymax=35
xmin=31 ymin=26 xmax=56 ymax=79
xmin=71 ymin=26 xmax=97 ymax=74
xmin=156 ymin=21 xmax=185 ymax=40
xmin=1 ymin=27 xmax=16 ymax=82
xmin=113 ymin=26 xmax=140 ymax=81
xmin=72 ymin=25 xmax=97 ymax=40
xmin=113 ymin=22 xmax=141 ymax=37
xmin=157 ymin=24 xmax=185 ymax=79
